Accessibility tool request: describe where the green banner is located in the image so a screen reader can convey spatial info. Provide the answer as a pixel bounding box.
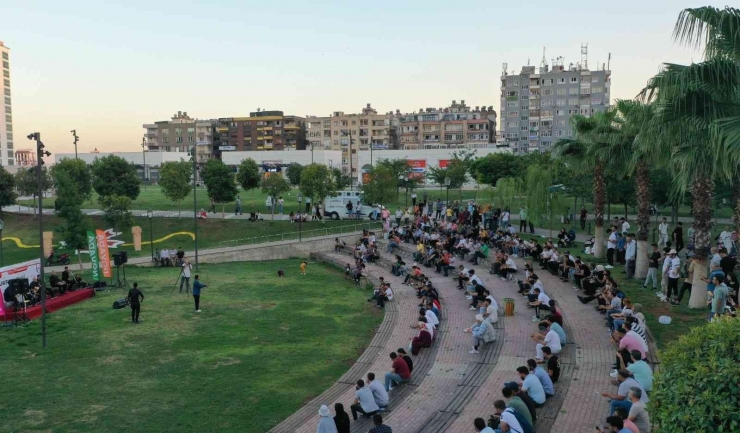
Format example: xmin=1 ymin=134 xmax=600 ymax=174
xmin=87 ymin=231 xmax=101 ymax=282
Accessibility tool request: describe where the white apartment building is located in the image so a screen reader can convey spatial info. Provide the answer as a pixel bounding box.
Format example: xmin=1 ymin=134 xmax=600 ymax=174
xmin=1 ymin=41 xmax=13 ymax=170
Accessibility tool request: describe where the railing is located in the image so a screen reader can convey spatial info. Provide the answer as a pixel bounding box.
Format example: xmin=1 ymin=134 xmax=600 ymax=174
xmin=216 ymin=221 xmax=383 ymax=249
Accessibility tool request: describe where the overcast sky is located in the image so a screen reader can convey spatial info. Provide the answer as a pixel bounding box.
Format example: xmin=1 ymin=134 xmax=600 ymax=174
xmin=2 ymin=0 xmax=716 ymax=154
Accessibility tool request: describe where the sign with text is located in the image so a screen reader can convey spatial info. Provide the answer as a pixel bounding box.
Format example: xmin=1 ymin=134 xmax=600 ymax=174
xmin=0 ymin=259 xmax=40 ymax=317
xmin=96 ymin=230 xmax=112 ymax=278
xmin=438 ymin=159 xmax=451 ymax=168
xmin=87 ymin=231 xmax=100 ymax=282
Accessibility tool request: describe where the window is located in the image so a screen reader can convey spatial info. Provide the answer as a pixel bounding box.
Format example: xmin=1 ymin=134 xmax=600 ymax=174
xmin=3 ymin=79 xmax=9 ymax=87
xmin=541 ymin=131 xmax=552 ymax=137
xmin=580 ymin=87 xmax=591 ymax=95
xmin=507 ymin=111 xmax=518 ymax=117
xmin=570 ymin=77 xmax=578 ymax=83
xmin=176 ymin=136 xmax=183 ymax=143
xmin=521 ymin=126 xmax=528 ymax=131
xmin=557 ymin=119 xmax=567 ymax=126
xmin=529 ymin=121 xmax=539 ymax=128
xmin=506 ymin=121 xmax=518 ymax=128
xmin=2 ymin=61 xmax=8 ymax=69
xmin=558 ymin=78 xmax=566 ymax=84
xmin=521 ymin=105 xmax=529 ymax=110
xmin=542 ymin=99 xmax=554 ymax=107
xmin=521 ymin=84 xmax=529 ymax=89
xmin=520 ymin=116 xmax=529 ymax=121
xmin=507 ymin=90 xmax=518 ymax=97
xmin=580 ymin=108 xmax=590 ymax=114
xmin=543 ymin=79 xmax=554 ymax=86
xmin=8 ymin=158 xmax=13 ymax=166
xmin=568 ymin=98 xmax=579 ymax=105
xmin=541 ymin=110 xmax=553 ymax=117
xmin=509 ymin=80 xmax=519 ymax=87
xmin=555 ymin=130 xmax=564 ymax=137
xmin=556 ymin=99 xmax=566 ymax=106
xmin=543 ymin=89 xmax=553 ymax=96
xmin=591 ymin=97 xmax=602 ymax=105
xmin=592 ymin=86 xmax=604 ymax=93
xmin=162 ymin=136 xmax=169 ymax=143
xmin=591 ymin=76 xmax=599 ymax=83
xmin=569 ymin=87 xmax=579 ymax=95
xmin=556 ymin=88 xmax=566 ymax=95
xmin=520 ymin=95 xmax=528 ymax=100
xmin=2 ymin=52 xmax=7 ymax=60
xmin=507 ymin=101 xmax=518 ymax=108
xmin=555 ymin=109 xmax=565 ymax=116
xmin=3 ymin=70 xmax=8 ymax=78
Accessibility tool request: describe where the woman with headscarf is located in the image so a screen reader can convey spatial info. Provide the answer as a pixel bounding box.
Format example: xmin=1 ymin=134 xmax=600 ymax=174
xmin=333 ymin=403 xmax=350 ymax=433
xmin=316 ymin=405 xmax=338 ymax=433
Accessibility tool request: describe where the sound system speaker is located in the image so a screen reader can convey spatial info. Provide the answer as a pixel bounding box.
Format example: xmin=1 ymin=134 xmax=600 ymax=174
xmin=113 ymin=251 xmax=128 ymax=266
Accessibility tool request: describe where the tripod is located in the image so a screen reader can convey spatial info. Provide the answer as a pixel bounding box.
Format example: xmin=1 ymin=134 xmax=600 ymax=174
xmin=13 ymin=296 xmax=31 ymax=326
xmin=114 ymin=264 xmax=130 ymax=289
xmin=169 ymin=268 xmax=188 ymax=296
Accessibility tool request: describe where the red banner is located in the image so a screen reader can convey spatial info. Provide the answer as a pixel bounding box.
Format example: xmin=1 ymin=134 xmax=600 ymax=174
xmin=408 ymin=160 xmax=426 ymax=170
xmin=96 ymin=229 xmax=112 ymax=278
xmin=438 ymin=159 xmax=450 ymax=168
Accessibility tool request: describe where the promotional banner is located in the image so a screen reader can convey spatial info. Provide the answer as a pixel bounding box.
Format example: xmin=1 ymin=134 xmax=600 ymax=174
xmin=0 ymin=259 xmax=41 ymax=317
xmin=96 ymin=229 xmax=112 ymax=278
xmin=87 ymin=231 xmax=101 ymax=282
xmin=438 ymin=159 xmax=451 ymax=168
xmin=408 ymin=159 xmax=427 ymax=182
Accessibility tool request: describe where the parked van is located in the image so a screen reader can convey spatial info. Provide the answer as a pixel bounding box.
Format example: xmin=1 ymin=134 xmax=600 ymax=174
xmin=323 ymin=191 xmax=378 ymax=220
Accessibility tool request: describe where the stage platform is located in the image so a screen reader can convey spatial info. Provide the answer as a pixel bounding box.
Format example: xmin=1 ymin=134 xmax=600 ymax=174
xmin=2 ymin=288 xmax=95 ymax=321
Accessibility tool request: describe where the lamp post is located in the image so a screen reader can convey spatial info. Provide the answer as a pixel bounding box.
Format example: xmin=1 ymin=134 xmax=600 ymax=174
xmin=399 ymin=175 xmax=407 ymax=207
xmin=0 ymin=218 xmax=4 ymax=267
xmin=310 ymin=143 xmax=314 ymax=164
xmin=190 ymin=148 xmax=199 ymax=271
xmin=141 ymin=137 xmax=148 ymax=191
xmin=147 ymin=209 xmax=154 ymax=261
xmin=444 ymin=177 xmax=451 ymax=206
xmin=71 ymin=130 xmax=79 ymax=160
xmin=297 ymin=193 xmax=303 ymax=241
xmin=28 ymin=132 xmax=50 ymax=349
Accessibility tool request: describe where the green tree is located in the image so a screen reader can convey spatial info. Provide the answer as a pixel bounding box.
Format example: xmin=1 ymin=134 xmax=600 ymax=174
xmin=523 ymin=164 xmax=566 ymax=236
xmin=51 ymin=158 xmax=92 ymax=202
xmin=100 ymin=194 xmax=135 ymax=234
xmin=493 ymin=177 xmax=522 ymax=211
xmin=426 ymin=166 xmax=449 ymax=190
xmin=0 ymin=166 xmax=17 ymax=216
xmin=91 ymin=155 xmax=141 ymax=200
xmin=375 ymin=158 xmax=411 ymax=199
xmin=14 ymin=166 xmax=52 ymax=216
xmin=649 ymin=318 xmax=740 ymax=432
xmin=300 ymin=164 xmax=338 ymax=203
xmin=159 ymin=161 xmax=192 ymax=217
xmin=331 ymin=167 xmax=351 ymax=190
xmin=236 ymin=158 xmax=261 ymax=205
xmin=361 ymin=165 xmax=396 ymax=209
xmin=285 ymin=163 xmax=304 ymax=187
xmin=471 ymin=153 xmax=523 ymax=186
xmin=53 ymin=169 xmax=88 ymax=268
xmin=261 ymin=175 xmax=291 ymax=220
xmin=446 ymin=159 xmax=468 ymax=199
xmin=201 ymin=159 xmax=238 ymax=218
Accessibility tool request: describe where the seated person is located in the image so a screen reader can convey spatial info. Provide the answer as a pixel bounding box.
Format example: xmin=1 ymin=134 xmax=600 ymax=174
xmin=366 ymin=372 xmax=389 ymax=410
xmin=527 ymin=358 xmax=555 ymax=397
xmin=70 ymin=274 xmax=88 ymax=290
xmin=527 ymin=288 xmax=551 ymax=321
xmin=517 ymin=366 xmax=546 ymax=407
xmin=48 ymin=271 xmax=67 ymax=296
xmin=159 ymin=248 xmax=173 ymax=267
xmin=464 ymin=314 xmax=496 ymax=354
xmin=384 ymin=352 xmax=411 ymax=392
xmin=540 ymin=315 xmax=566 ymax=344
xmin=397 ymin=348 xmax=414 ymax=373
xmin=531 ymin=322 xmax=562 ymax=362
xmin=350 ymin=379 xmax=379 ymax=420
xmin=498 ymin=254 xmax=518 ymax=281
xmin=410 ymin=318 xmax=433 ymax=355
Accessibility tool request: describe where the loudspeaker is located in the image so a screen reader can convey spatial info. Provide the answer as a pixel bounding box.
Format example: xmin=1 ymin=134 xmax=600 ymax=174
xmin=113 ymin=251 xmax=128 ymax=266
xmin=9 ymin=279 xmax=29 ymax=294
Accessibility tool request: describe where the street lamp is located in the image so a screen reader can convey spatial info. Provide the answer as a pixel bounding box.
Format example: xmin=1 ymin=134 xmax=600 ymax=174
xmin=444 ymin=177 xmax=451 ymax=207
xmin=297 ymin=193 xmax=303 ymax=241
xmin=141 ymin=137 xmax=148 ymax=191
xmin=147 ymin=209 xmax=154 ymax=261
xmin=189 ymin=148 xmax=199 ymax=271
xmin=71 ymin=130 xmax=79 ymax=160
xmin=0 ymin=218 xmax=4 ymax=267
xmin=28 ymin=132 xmax=51 ymax=349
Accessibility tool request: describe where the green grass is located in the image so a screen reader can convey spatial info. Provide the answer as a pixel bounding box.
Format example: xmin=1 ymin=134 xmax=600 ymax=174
xmin=0 ymin=260 xmax=382 ymax=433
xmin=0 ymin=212 xmax=380 ymax=267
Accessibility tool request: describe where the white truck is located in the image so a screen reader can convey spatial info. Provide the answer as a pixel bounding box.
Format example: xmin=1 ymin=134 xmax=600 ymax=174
xmin=323 ymin=191 xmax=379 ymax=220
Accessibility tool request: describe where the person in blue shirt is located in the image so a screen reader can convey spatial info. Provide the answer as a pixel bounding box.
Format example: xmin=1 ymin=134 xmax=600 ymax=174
xmin=527 ymin=359 xmax=554 ymax=397
xmin=192 ymin=275 xmax=207 ymax=312
xmin=517 ymin=366 xmax=546 ymax=406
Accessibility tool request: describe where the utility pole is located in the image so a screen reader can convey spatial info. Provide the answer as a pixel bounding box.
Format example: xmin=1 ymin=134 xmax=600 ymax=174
xmin=191 ymin=147 xmax=199 ymax=271
xmin=348 ymin=130 xmax=353 ymax=191
xmin=71 ymin=130 xmax=79 ymax=159
xmin=141 ymin=137 xmax=147 ymax=191
xmin=29 ymin=132 xmax=51 ymax=348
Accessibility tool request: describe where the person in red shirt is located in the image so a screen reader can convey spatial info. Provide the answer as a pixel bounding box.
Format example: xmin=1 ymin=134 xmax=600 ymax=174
xmin=383 ymin=352 xmax=411 ymax=392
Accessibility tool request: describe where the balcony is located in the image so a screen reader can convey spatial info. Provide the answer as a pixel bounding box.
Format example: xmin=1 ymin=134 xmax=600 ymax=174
xmin=529 ymin=94 xmax=540 ymax=100
xmin=529 ymin=110 xmax=540 ymax=118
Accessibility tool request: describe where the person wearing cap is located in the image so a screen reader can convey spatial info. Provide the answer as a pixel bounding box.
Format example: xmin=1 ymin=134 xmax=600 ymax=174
xmin=465 ymin=314 xmax=495 ymax=354
xmin=600 ymin=369 xmax=648 ymax=414
xmin=662 ymin=249 xmax=681 ymax=303
xmin=316 ymin=404 xmax=339 ymax=433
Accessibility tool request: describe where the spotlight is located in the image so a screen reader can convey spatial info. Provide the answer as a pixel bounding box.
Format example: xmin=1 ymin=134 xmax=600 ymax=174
xmin=27 ymin=133 xmax=35 ymax=140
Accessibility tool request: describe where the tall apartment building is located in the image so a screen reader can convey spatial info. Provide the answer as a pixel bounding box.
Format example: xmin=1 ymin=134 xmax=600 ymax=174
xmin=500 ymin=60 xmax=611 ymax=154
xmin=1 ymin=41 xmax=13 ymax=169
xmin=397 ymin=100 xmax=497 ymax=150
xmin=212 ymin=110 xmax=306 ymax=158
xmin=305 ymin=104 xmax=397 ymax=177
xmin=143 ymin=111 xmax=215 ymax=162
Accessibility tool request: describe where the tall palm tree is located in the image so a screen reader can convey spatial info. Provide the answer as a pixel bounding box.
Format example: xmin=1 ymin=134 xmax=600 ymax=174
xmin=641 ymin=6 xmax=740 ymax=308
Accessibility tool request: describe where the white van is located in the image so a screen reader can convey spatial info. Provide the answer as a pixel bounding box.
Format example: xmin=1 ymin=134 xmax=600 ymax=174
xmin=323 ymin=191 xmax=378 ymax=220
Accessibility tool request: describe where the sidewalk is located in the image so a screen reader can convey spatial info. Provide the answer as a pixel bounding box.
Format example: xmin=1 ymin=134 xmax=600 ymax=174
xmin=1 ymin=205 xmax=299 ymax=221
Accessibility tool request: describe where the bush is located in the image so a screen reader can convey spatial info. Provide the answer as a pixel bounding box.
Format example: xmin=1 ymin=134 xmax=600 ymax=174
xmin=650 ymin=318 xmax=740 ymax=432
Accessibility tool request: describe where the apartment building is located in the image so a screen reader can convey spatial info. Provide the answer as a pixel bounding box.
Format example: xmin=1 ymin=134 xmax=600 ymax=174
xmin=14 ymin=149 xmax=36 ymax=167
xmin=500 ymin=60 xmax=611 ymax=154
xmin=211 ymin=110 xmax=306 ymax=158
xmin=305 ymin=104 xmax=397 ymax=178
xmin=1 ymin=41 xmax=13 ymax=169
xmin=143 ymin=111 xmax=214 ymax=162
xmin=396 ymin=100 xmax=497 ymax=150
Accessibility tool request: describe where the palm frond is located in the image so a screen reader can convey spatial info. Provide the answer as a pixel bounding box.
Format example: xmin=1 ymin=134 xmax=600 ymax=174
xmin=674 ymin=6 xmax=740 ymax=60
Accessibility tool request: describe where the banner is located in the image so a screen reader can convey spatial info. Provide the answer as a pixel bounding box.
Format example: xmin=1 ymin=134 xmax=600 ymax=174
xmin=87 ymin=231 xmax=101 ymax=282
xmin=96 ymin=229 xmax=112 ymax=278
xmin=438 ymin=159 xmax=451 ymax=168
xmin=0 ymin=259 xmax=41 ymax=317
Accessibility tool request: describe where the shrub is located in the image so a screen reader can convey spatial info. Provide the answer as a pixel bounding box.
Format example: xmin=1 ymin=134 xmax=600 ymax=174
xmin=649 ymin=318 xmax=740 ymax=432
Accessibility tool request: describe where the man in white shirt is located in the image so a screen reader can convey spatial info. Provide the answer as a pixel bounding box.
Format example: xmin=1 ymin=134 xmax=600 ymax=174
xmin=179 ymin=261 xmax=192 ymax=293
xmin=625 ymin=235 xmax=637 ymax=279
xmin=607 ymin=230 xmax=618 ymax=266
xmin=502 ymin=210 xmax=510 ymax=228
xmin=665 ymin=249 xmax=681 ymax=302
xmin=532 ymin=322 xmax=562 ymax=361
xmin=481 ymin=298 xmax=498 ymax=324
xmin=528 ymin=288 xmax=551 ymax=321
xmin=160 ymin=248 xmax=172 ymax=267
xmin=658 ymin=218 xmax=669 ymax=247
xmin=621 ymin=218 xmax=631 ymax=234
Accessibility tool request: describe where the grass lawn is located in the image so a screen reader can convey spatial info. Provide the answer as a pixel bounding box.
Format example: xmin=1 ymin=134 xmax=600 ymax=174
xmin=0 ymin=260 xmax=382 ymax=433
xmin=0 ymin=213 xmax=380 ymax=267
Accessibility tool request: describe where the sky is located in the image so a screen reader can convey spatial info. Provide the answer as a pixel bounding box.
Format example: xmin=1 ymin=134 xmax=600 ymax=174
xmin=2 ymin=0 xmax=720 ymax=154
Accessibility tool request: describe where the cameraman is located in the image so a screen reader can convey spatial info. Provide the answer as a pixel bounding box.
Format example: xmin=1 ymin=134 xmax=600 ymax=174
xmin=180 ymin=261 xmax=192 ymax=293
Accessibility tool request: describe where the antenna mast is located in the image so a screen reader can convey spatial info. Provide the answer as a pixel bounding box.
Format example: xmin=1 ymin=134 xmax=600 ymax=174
xmin=581 ymin=43 xmax=588 ymax=70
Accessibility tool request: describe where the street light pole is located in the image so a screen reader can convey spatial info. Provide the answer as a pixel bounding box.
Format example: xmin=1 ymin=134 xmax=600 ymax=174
xmin=311 ymin=143 xmax=314 ymax=164
xmin=29 ymin=132 xmax=50 ymax=349
xmin=444 ymin=177 xmax=451 ymax=209
xmin=71 ymin=130 xmax=79 ymax=160
xmin=0 ymin=219 xmax=4 ymax=268
xmin=141 ymin=137 xmax=147 ymax=191
xmin=297 ymin=193 xmax=303 ymax=241
xmin=191 ymin=148 xmax=199 ymax=271
xmin=147 ymin=210 xmax=154 ymax=261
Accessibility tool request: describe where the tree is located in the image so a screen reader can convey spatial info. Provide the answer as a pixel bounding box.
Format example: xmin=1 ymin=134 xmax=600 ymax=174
xmin=375 ymin=158 xmax=412 ymax=199
xmin=51 ymin=158 xmax=92 ymax=202
xmin=447 ymin=159 xmax=469 ymax=199
xmin=331 ymin=167 xmax=351 ymax=190
xmin=471 ymin=153 xmax=523 ymax=187
xmin=361 ymin=165 xmax=396 ymax=209
xmin=300 ymin=164 xmax=338 ymax=204
xmin=159 ymin=161 xmax=192 ymax=217
xmin=493 ymin=177 xmax=521 ymax=211
xmin=285 ymin=163 xmax=304 ymax=187
xmin=201 ymin=159 xmax=238 ymax=218
xmin=640 ymin=6 xmax=740 ymax=308
xmin=261 ymin=175 xmax=291 ymax=220
xmin=100 ymin=194 xmax=135 ymax=234
xmin=649 ymin=318 xmax=740 ymax=432
xmin=236 ymin=158 xmax=261 ymax=204
xmin=53 ymin=169 xmax=88 ymax=269
xmin=91 ymin=155 xmax=141 ymax=200
xmin=0 ymin=166 xmax=17 ymax=216
xmin=426 ymin=166 xmax=449 ymax=190
xmin=524 ymin=164 xmax=566 ymax=236
xmin=14 ymin=166 xmax=52 ymax=216
xmin=450 ymin=148 xmax=477 ymax=179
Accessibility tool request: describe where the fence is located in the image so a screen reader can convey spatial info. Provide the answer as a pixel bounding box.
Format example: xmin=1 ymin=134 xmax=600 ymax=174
xmin=216 ymin=221 xmax=383 ymax=249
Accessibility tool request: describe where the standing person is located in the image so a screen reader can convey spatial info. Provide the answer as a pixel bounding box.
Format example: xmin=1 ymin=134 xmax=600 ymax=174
xmin=209 ymin=198 xmax=216 ymax=214
xmin=642 ymin=244 xmax=661 ymax=289
xmin=333 ymin=403 xmax=350 ymax=433
xmin=607 ymin=229 xmax=618 ymax=266
xmin=411 ymin=192 xmax=417 ymax=207
xmin=305 ymin=196 xmax=312 ymax=213
xmin=501 ymin=208 xmax=510 ymax=229
xmin=621 ymin=218 xmax=631 ymax=234
xmin=317 ymin=405 xmax=338 ymax=433
xmin=422 ymin=190 xmax=428 ymax=206
xmin=579 ymin=206 xmax=588 ymax=230
xmin=624 ymin=235 xmax=636 ymax=279
xmin=519 ymin=207 xmax=528 ymax=233
xmin=395 ymin=208 xmax=402 ymax=227
xmin=278 ymin=196 xmax=285 ymax=214
xmin=710 ymin=274 xmax=729 ymax=321
xmin=658 ymin=218 xmax=669 ymax=247
xmin=127 ymin=282 xmax=144 ymax=324
xmin=664 ymin=249 xmax=681 ymax=303
xmin=672 ymin=222 xmax=684 ymax=252
xmin=676 ymin=253 xmax=695 ymax=305
xmin=192 ymin=275 xmax=207 ymax=312
xmin=434 ymin=199 xmax=442 ymax=220
xmin=235 ymin=195 xmax=242 ymax=215
xmin=180 ymin=261 xmax=192 ymax=293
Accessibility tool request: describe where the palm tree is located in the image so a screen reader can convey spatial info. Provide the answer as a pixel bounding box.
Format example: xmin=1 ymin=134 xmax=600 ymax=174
xmin=640 ymin=6 xmax=740 ymax=308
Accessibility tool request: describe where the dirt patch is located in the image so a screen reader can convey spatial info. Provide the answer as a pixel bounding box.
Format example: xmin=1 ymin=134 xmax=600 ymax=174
xmin=23 ymin=410 xmax=46 ymax=426
xmin=98 ymin=355 xmax=123 ymax=365
xmin=213 ymin=357 xmax=241 ymax=368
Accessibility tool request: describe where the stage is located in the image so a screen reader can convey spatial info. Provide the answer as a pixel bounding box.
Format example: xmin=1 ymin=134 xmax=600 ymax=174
xmin=2 ymin=288 xmax=96 ymax=321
